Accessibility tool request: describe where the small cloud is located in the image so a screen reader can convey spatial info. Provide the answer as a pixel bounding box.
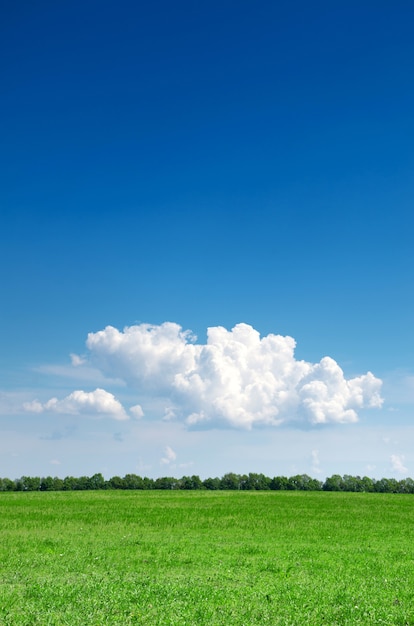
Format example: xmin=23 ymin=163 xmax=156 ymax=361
xmin=23 ymin=400 xmax=43 ymax=413
xmin=391 ymin=454 xmax=408 ymax=475
xmin=70 ymin=353 xmax=86 ymax=367
xmin=163 ymin=406 xmax=176 ymax=421
xmin=50 ymin=459 xmax=61 ymax=465
xmin=160 ymin=445 xmax=177 ymax=465
xmin=24 ymin=388 xmax=129 ymax=421
xmin=113 ymin=432 xmax=124 ymax=442
xmin=311 ymin=449 xmax=322 ymax=474
xmin=130 ymin=404 xmax=144 ymax=419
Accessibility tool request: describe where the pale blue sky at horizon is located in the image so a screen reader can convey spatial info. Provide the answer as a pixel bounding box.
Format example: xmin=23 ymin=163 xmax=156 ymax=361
xmin=1 ymin=1 xmax=413 ymax=481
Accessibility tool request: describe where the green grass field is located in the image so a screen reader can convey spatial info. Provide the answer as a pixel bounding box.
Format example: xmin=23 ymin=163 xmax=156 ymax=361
xmin=1 ymin=490 xmax=413 ymax=625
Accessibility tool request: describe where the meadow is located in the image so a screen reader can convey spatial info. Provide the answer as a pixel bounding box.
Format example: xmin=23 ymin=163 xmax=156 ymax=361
xmin=0 ymin=490 xmax=413 ymax=625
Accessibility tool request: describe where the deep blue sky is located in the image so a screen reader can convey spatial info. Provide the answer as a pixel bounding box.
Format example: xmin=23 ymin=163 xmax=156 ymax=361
xmin=1 ymin=1 xmax=413 ymax=479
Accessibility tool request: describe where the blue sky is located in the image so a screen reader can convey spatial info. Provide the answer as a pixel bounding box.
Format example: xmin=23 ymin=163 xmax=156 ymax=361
xmin=1 ymin=1 xmax=413 ymax=480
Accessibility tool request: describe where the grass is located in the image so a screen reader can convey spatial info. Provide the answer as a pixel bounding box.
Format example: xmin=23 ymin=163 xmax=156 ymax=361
xmin=0 ymin=490 xmax=414 ymax=624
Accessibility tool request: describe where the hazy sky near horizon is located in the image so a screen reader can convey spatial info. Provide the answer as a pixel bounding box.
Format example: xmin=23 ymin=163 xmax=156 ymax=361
xmin=1 ymin=1 xmax=413 ymax=480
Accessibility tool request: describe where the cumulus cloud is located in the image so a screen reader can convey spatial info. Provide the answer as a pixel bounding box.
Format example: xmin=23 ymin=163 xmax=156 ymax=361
xmin=24 ymin=388 xmax=129 ymax=421
xmin=390 ymin=454 xmax=408 ymax=475
xmin=160 ymin=445 xmax=177 ymax=465
xmin=86 ymin=322 xmax=197 ymax=390
xmin=130 ymin=404 xmax=144 ymax=419
xmin=83 ymin=322 xmax=383 ymax=429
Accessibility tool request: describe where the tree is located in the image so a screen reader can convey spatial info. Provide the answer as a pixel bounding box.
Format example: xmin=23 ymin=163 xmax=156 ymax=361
xmin=154 ymin=476 xmax=179 ymax=490
xmin=203 ymin=477 xmax=221 ymax=490
xmin=74 ymin=475 xmax=93 ymax=490
xmin=374 ymin=478 xmax=400 ymax=493
xmin=323 ymin=475 xmax=344 ymax=491
xmin=0 ymin=477 xmax=15 ymax=491
xmin=40 ymin=476 xmax=55 ymax=491
xmin=286 ymin=475 xmax=303 ymax=490
xmin=398 ymin=478 xmax=414 ymax=494
xmin=52 ymin=476 xmax=64 ymax=490
xmin=107 ymin=475 xmax=125 ymax=489
xmin=123 ymin=474 xmax=145 ymax=489
xmin=270 ymin=476 xmax=289 ymax=490
xmin=242 ymin=473 xmax=271 ymax=490
xmin=89 ymin=473 xmax=105 ymax=490
xmin=16 ymin=476 xmax=41 ymax=491
xmin=360 ymin=476 xmax=374 ymax=492
xmin=142 ymin=476 xmax=154 ymax=490
xmin=342 ymin=475 xmax=359 ymax=492
xmin=180 ymin=475 xmax=203 ymax=490
xmin=62 ymin=476 xmax=78 ymax=491
xmin=220 ymin=473 xmax=241 ymax=490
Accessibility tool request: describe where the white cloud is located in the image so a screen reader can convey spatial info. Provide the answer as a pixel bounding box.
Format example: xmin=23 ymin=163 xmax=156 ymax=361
xmin=390 ymin=454 xmax=408 ymax=475
xmin=163 ymin=406 xmax=177 ymax=421
xmin=23 ymin=388 xmax=129 ymax=421
xmin=311 ymin=449 xmax=322 ymax=474
xmin=86 ymin=322 xmax=197 ymax=390
xmin=0 ymin=391 xmax=39 ymax=415
xmin=70 ymin=353 xmax=86 ymax=367
xmin=23 ymin=400 xmax=44 ymax=413
xmin=160 ymin=445 xmax=177 ymax=465
xmin=85 ymin=322 xmax=383 ymax=429
xmin=130 ymin=404 xmax=144 ymax=419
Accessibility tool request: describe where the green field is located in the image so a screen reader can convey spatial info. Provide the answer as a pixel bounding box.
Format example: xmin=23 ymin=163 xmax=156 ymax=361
xmin=1 ymin=490 xmax=413 ymax=625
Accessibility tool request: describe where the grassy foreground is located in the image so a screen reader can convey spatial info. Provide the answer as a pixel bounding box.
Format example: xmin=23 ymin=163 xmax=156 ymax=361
xmin=0 ymin=491 xmax=413 ymax=625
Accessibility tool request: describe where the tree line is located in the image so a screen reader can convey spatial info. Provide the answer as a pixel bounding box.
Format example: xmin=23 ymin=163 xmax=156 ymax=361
xmin=1 ymin=472 xmax=414 ymax=493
